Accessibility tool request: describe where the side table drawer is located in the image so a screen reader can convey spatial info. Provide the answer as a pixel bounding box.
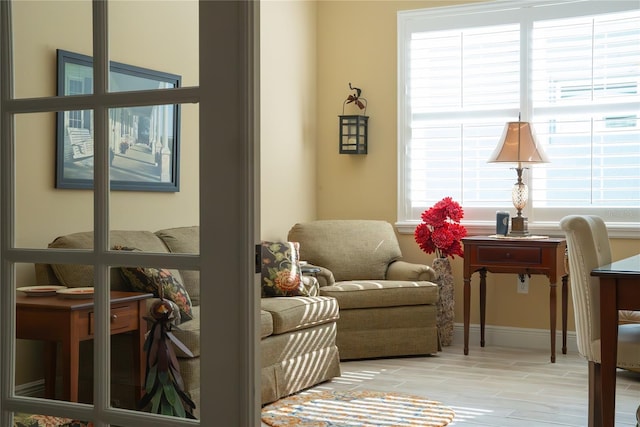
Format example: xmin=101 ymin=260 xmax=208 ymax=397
xmin=477 ymin=246 xmax=542 ymax=265
xmin=88 ymin=303 xmax=138 ymax=336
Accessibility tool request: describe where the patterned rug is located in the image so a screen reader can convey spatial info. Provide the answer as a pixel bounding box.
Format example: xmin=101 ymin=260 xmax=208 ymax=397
xmin=261 ymin=390 xmax=455 ymax=427
xmin=13 ymin=413 xmax=91 ymax=427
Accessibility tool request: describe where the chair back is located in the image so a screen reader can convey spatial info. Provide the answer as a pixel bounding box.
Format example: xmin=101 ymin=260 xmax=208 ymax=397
xmin=288 ymin=220 xmax=402 ymax=281
xmin=560 ymin=215 xmax=612 ymax=361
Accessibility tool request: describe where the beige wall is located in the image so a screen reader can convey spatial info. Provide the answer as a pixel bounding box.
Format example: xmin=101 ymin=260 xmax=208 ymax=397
xmin=260 ymin=0 xmax=318 ymax=241
xmin=315 ymin=0 xmax=640 ymax=332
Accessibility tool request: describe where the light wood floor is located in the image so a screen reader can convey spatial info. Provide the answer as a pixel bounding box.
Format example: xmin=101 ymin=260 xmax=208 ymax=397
xmin=263 ymin=343 xmax=640 ymax=426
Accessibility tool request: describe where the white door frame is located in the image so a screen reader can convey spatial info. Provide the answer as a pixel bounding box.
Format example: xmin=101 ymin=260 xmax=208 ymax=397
xmin=0 ymin=1 xmax=260 ymax=425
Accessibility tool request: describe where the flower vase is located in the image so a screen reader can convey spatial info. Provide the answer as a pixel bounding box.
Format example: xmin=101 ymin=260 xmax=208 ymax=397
xmin=432 ymin=257 xmax=454 ymax=346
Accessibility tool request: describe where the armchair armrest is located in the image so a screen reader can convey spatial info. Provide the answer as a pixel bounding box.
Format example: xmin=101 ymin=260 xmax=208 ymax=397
xmin=302 ymin=264 xmax=335 ymax=287
xmin=301 ymin=275 xmax=320 ymax=296
xmin=386 ymin=260 xmax=437 ymax=282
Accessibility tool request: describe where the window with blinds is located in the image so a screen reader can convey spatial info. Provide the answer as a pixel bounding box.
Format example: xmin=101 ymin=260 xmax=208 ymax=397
xmin=398 ymin=0 xmax=640 ymax=230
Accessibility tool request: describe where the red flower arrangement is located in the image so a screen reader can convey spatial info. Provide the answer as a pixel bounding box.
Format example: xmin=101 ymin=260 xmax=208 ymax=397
xmin=414 ymin=197 xmax=467 ymax=259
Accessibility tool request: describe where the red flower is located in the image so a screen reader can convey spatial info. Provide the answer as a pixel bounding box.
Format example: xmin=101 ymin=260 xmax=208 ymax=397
xmin=414 ymin=197 xmax=467 ymax=259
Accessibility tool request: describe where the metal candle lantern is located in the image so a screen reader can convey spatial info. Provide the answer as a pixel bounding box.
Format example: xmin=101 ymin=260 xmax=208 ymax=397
xmin=339 ymin=83 xmax=368 ymax=154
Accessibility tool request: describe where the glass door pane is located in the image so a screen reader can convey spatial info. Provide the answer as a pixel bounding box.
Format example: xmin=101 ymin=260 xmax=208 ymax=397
xmin=12 ymin=0 xmax=92 ymax=100
xmin=109 ymin=1 xmax=199 ymax=91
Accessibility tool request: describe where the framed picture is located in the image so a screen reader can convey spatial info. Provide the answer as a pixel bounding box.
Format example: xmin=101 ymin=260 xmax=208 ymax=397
xmin=56 ymin=49 xmax=181 ymax=192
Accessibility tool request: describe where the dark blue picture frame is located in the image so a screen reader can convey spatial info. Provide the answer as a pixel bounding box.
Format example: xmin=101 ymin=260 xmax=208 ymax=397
xmin=56 ymin=49 xmax=181 ymax=192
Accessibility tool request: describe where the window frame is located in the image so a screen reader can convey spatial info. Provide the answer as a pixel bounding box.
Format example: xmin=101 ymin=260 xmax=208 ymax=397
xmin=397 ymin=0 xmax=640 ymax=238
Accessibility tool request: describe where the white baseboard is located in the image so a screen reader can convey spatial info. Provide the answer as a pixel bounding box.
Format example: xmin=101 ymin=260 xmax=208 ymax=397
xmin=451 ymin=323 xmax=579 ymax=355
xmin=15 ymin=379 xmax=44 ymax=397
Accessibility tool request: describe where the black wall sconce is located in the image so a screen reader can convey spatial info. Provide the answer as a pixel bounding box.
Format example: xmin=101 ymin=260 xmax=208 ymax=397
xmin=339 ymin=83 xmax=368 ymax=154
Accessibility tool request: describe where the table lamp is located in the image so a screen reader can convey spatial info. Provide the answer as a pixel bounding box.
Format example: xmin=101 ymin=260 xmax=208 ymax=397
xmin=488 ymin=118 xmax=549 ymax=236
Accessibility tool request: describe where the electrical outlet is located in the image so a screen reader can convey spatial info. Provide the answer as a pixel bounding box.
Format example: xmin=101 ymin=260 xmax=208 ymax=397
xmin=517 ymin=274 xmax=529 ymax=294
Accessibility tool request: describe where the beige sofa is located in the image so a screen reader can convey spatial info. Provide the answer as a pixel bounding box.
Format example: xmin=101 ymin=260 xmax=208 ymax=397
xmin=34 ymin=226 xmax=341 ymax=416
xmin=288 ymin=220 xmax=441 ymax=360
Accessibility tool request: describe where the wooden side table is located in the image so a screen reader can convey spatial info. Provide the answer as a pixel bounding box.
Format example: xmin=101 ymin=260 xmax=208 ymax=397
xmin=16 ymin=291 xmax=152 ymax=402
xmin=462 ymin=236 xmax=568 ymax=363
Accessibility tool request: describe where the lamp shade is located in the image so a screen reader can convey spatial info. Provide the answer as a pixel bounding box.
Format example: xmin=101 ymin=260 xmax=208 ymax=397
xmin=488 ymin=121 xmax=549 ymax=164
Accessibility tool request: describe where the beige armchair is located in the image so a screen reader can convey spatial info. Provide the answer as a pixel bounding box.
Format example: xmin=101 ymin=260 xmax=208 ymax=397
xmin=560 ymin=215 xmax=640 ymax=424
xmin=288 ymin=220 xmax=441 ymax=360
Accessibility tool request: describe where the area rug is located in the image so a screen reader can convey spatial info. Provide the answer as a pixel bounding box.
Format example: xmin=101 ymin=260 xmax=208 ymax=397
xmin=261 ymin=390 xmax=455 ymax=427
xmin=13 ymin=413 xmax=91 ymax=427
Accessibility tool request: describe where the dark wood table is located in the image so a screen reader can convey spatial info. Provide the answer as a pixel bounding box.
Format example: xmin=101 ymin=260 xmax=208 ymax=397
xmin=592 ymin=254 xmax=640 ymax=427
xmin=462 ymin=236 xmax=568 ymax=363
xmin=16 ymin=290 xmax=152 ymax=402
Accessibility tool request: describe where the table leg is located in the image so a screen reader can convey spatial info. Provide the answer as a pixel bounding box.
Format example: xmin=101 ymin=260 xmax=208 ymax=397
xmin=60 ymin=338 xmax=80 ymax=401
xmin=599 ymin=277 xmax=619 ymax=427
xmin=549 ymin=280 xmax=557 ymax=363
xmin=562 ymin=275 xmax=568 ymax=355
xmin=62 ymin=314 xmax=81 ymax=402
xmin=588 ymin=360 xmax=601 ymax=427
xmin=480 ymin=269 xmax=487 ymax=348
xmin=134 ymin=300 xmax=148 ymax=398
xmin=464 ymin=275 xmax=471 ymax=356
xmin=44 ymin=342 xmax=57 ymax=399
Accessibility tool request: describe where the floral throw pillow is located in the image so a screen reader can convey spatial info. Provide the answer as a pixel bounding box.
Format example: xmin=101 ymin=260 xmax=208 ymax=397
xmin=113 ymin=246 xmax=193 ymax=322
xmin=261 ymin=241 xmax=307 ymax=297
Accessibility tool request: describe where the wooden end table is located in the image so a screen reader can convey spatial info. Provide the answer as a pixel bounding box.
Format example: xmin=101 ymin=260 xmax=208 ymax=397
xmin=16 ymin=290 xmax=152 ymax=402
xmin=462 ymin=236 xmax=568 ymax=363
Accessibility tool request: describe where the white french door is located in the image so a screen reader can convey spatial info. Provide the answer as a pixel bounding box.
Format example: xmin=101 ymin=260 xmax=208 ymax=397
xmin=0 ymin=1 xmax=260 ymax=426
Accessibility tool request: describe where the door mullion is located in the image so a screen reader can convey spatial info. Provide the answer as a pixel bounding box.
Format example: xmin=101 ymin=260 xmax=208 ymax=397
xmin=0 ymin=0 xmax=16 ymax=425
xmin=91 ymin=1 xmax=110 ymax=425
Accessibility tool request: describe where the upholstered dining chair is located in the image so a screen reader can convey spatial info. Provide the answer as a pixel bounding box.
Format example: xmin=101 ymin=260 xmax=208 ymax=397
xmin=560 ymin=215 xmax=640 ymax=424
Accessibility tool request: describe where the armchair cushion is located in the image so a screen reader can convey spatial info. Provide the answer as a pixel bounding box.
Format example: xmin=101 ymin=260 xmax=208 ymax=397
xmin=155 ymin=226 xmax=200 ymax=305
xmin=319 ymin=280 xmax=438 ymax=310
xmin=261 ymin=310 xmax=274 ymax=338
xmin=288 ymin=220 xmax=402 ymax=281
xmin=170 ymin=305 xmax=200 ymax=358
xmin=261 ymin=296 xmax=339 ymax=335
xmin=47 ymin=230 xmax=171 ymax=290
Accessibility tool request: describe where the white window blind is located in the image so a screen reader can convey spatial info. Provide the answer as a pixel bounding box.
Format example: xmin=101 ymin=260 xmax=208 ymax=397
xmin=398 ymin=0 xmax=640 ymax=233
xmin=531 ymin=10 xmax=640 ymax=221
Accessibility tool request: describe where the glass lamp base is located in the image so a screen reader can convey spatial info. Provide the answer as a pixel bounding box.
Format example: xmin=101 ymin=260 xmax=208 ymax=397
xmin=509 ymin=215 xmax=529 ymax=236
